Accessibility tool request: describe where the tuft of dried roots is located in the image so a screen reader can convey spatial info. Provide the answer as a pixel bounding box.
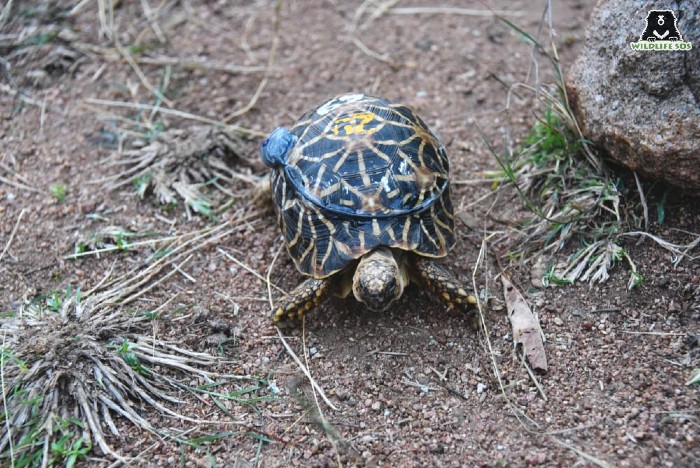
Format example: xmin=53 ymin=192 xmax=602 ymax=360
xmin=106 ymin=125 xmax=259 ymax=216
xmin=0 ymin=288 xmax=231 ymax=464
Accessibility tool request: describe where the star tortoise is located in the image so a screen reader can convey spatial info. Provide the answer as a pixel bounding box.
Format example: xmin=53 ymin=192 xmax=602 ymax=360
xmin=261 ymin=93 xmax=476 ymax=322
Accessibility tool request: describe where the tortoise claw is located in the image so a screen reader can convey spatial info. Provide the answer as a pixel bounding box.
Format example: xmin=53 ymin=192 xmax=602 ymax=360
xmin=272 ymin=277 xmax=330 ymax=322
xmin=413 ymin=257 xmax=477 ymax=311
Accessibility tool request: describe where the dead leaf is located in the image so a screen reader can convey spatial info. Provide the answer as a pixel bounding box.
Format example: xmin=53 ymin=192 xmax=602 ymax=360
xmin=502 ymin=274 xmax=548 ymax=373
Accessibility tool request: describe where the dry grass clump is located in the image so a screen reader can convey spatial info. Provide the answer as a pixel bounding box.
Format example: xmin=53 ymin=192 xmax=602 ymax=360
xmin=104 ymin=125 xmax=259 ymax=218
xmin=1 ymin=219 xmax=266 ymax=465
xmin=491 ymin=102 xmax=642 ymax=289
xmin=487 ymin=16 xmax=698 ymax=289
xmin=0 ymin=285 xmax=238 ymax=465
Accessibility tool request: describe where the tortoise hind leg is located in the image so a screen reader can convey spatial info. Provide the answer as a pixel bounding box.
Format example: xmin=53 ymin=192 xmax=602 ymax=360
xmin=273 ymin=277 xmax=331 ymax=322
xmin=412 ymin=257 xmax=477 ymax=311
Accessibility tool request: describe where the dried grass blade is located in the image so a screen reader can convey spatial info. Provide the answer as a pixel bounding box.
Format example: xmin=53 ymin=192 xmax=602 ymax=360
xmin=276 ymin=328 xmax=338 ymax=411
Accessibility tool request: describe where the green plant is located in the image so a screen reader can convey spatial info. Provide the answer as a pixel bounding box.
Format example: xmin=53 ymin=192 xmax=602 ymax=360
xmin=485 ymin=17 xmax=650 ymax=289
xmin=49 ymin=183 xmax=66 ymax=202
xmin=133 ymin=172 xmax=152 ymax=198
xmin=49 ymin=419 xmax=91 ymax=467
xmin=112 ymin=340 xmax=150 ymax=376
xmin=25 ymin=285 xmax=81 ymax=316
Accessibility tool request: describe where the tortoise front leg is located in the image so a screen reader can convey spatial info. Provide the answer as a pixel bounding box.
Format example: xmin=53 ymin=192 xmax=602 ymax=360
xmin=412 ymin=258 xmax=477 ymax=311
xmin=273 ymin=277 xmax=331 ymax=322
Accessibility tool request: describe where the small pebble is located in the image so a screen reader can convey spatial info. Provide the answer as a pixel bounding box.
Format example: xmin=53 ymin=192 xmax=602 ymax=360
xmin=477 ymin=383 xmax=487 ymax=394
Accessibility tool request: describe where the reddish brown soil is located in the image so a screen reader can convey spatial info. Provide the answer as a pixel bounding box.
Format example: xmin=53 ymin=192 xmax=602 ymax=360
xmin=1 ymin=0 xmax=698 ymax=466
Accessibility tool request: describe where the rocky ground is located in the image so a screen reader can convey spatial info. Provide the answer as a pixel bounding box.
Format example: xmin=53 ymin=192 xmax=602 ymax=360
xmin=1 ymin=0 xmax=698 ymax=466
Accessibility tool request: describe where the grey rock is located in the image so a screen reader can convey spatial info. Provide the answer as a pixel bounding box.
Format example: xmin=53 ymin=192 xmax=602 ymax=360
xmin=566 ymin=0 xmax=700 ymax=189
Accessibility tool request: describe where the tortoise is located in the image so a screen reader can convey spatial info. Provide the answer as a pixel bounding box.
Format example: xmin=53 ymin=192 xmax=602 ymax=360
xmin=261 ymin=93 xmax=476 ymax=322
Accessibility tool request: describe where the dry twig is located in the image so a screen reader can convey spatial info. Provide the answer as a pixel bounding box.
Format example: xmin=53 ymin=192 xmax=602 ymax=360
xmin=0 ymin=208 xmax=25 ymax=263
xmin=275 ymin=328 xmax=338 ymax=411
xmin=82 ymin=98 xmax=263 ymax=136
xmin=634 ymin=172 xmax=649 ymax=232
xmin=390 ymin=6 xmax=523 ymax=17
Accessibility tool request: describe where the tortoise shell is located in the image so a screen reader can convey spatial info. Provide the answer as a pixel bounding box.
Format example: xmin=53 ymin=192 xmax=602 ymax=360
xmin=262 ymin=94 xmax=455 ymax=278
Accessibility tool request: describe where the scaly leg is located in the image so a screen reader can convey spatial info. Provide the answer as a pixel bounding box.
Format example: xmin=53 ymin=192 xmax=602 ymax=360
xmin=272 ymin=277 xmax=331 ymax=322
xmin=412 ymin=257 xmax=477 ymax=311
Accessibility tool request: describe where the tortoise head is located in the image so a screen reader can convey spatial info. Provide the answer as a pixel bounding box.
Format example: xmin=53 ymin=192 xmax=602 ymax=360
xmin=352 ymin=248 xmax=406 ymax=312
xmin=261 ymin=127 xmax=297 ymax=168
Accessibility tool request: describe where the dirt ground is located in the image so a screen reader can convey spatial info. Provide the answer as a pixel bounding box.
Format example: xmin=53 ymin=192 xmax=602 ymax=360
xmin=2 ymin=0 xmax=699 ymax=466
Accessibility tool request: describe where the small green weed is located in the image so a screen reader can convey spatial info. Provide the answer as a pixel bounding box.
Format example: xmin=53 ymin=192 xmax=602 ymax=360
xmin=70 ymin=226 xmax=160 ymax=258
xmin=133 ymin=173 xmax=152 ymax=198
xmin=186 ymin=194 xmax=213 ymax=216
xmin=24 ymin=285 xmax=81 ymax=316
xmin=193 ymin=379 xmax=276 ymax=406
xmin=1 ymin=348 xmax=28 ymax=373
xmin=126 ymin=43 xmax=151 ymax=56
xmin=49 ymin=419 xmax=91 ymax=468
xmin=6 ymin=414 xmax=91 ymax=467
xmin=49 ymin=184 xmax=66 ymax=202
xmin=140 ymin=305 xmax=186 ymax=320
xmin=112 ymin=340 xmax=150 ymax=376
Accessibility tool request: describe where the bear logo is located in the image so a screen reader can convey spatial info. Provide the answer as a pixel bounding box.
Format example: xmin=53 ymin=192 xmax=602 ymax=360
xmin=640 ymin=10 xmax=683 ymax=42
